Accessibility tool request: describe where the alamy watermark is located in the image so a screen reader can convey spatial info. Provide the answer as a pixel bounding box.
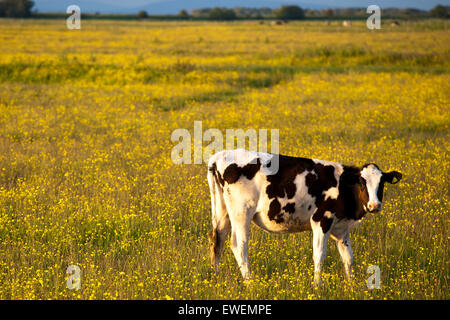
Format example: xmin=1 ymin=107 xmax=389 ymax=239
xmin=66 ymin=264 xmax=81 ymax=290
xmin=367 ymin=5 xmax=381 ymax=30
xmin=171 ymin=121 xmax=280 ymax=174
xmin=66 ymin=5 xmax=81 ymax=30
xmin=366 ymin=264 xmax=381 ymax=289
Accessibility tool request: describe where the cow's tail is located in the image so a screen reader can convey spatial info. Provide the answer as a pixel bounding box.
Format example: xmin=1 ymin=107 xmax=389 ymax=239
xmin=207 ymin=159 xmax=228 ymax=268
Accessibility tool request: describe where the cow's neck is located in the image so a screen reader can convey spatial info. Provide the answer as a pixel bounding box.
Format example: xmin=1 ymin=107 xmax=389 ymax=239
xmin=338 ymin=183 xmax=367 ymax=220
xmin=351 ymin=185 xmax=367 ymax=220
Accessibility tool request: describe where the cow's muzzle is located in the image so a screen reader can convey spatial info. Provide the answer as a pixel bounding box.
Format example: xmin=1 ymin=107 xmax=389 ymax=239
xmin=367 ymin=202 xmax=382 ymax=213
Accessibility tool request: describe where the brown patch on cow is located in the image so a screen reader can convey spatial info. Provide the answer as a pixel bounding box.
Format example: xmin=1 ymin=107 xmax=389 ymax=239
xmin=358 ymin=183 xmax=369 ymax=207
xmin=282 ymin=202 xmax=296 ymax=214
xmin=320 ymin=217 xmax=333 ymax=233
xmin=377 ymin=181 xmax=385 ymax=202
xmin=335 ymin=165 xmax=366 ymax=220
xmin=305 ymin=163 xmax=337 ymax=203
xmin=311 ymin=200 xmax=336 ymax=223
xmin=222 ymin=159 xmax=261 ymax=184
xmin=268 ymin=199 xmax=283 ymax=222
xmin=209 ymin=163 xmax=225 ymax=187
xmin=241 ymin=159 xmax=261 ymax=180
xmin=265 ymin=155 xmax=315 ymax=200
xmin=223 ymin=164 xmax=241 ymax=184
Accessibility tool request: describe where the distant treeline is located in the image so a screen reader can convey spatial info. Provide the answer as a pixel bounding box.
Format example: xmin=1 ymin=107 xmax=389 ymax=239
xmin=0 ymin=0 xmax=34 ymax=17
xmin=1 ymin=0 xmax=449 ymax=20
xmin=190 ymin=5 xmax=449 ymax=20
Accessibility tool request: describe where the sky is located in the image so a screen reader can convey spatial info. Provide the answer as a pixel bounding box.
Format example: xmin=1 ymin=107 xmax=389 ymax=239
xmin=34 ymin=0 xmax=450 ymax=14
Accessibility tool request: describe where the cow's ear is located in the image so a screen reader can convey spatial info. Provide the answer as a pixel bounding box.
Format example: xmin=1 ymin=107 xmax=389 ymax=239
xmin=383 ymin=171 xmax=402 ymax=184
xmin=341 ymin=171 xmax=360 ymax=186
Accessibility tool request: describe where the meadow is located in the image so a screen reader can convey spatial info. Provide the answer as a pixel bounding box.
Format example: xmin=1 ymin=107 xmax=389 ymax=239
xmin=0 ymin=19 xmax=448 ymax=299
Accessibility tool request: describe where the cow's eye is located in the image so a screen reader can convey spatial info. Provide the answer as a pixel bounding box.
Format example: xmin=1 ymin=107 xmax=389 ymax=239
xmin=359 ymin=177 xmax=366 ymax=186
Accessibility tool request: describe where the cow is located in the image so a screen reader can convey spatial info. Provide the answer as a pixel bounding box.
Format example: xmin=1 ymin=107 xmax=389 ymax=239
xmin=207 ymin=149 xmax=402 ymax=285
xmin=342 ymin=20 xmax=352 ymax=27
xmin=271 ymin=20 xmax=284 ymax=25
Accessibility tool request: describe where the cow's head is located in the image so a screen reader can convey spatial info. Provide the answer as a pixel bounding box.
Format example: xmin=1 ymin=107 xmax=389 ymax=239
xmin=342 ymin=164 xmax=402 ymax=213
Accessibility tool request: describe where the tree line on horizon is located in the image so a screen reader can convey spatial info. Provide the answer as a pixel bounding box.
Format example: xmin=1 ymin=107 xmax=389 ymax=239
xmin=0 ymin=0 xmax=449 ymax=20
xmin=187 ymin=5 xmax=449 ymax=20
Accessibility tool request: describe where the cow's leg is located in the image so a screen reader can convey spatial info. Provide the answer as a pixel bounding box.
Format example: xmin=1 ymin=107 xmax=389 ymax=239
xmin=228 ymin=209 xmax=252 ymax=281
xmin=209 ymin=183 xmax=231 ymax=271
xmin=336 ymin=232 xmax=353 ymax=280
xmin=311 ymin=220 xmax=331 ymax=286
xmin=209 ymin=211 xmax=231 ymax=271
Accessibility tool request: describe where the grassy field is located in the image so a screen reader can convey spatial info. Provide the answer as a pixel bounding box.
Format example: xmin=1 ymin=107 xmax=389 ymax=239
xmin=0 ymin=19 xmax=448 ymax=299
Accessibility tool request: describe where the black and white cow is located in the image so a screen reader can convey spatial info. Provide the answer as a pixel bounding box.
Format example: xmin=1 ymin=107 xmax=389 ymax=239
xmin=207 ymin=149 xmax=402 ymax=285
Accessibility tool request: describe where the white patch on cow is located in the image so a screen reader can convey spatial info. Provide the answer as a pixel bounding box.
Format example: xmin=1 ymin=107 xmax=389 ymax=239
xmin=360 ymin=164 xmax=383 ymax=209
xmin=211 ymin=149 xmax=273 ymax=177
xmin=292 ymin=171 xmax=317 ymax=217
xmin=324 ymin=211 xmax=333 ymax=218
xmin=323 ymin=187 xmax=339 ymax=200
xmin=312 ymin=159 xmax=344 ymax=176
xmin=293 ymin=171 xmax=314 ymax=202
